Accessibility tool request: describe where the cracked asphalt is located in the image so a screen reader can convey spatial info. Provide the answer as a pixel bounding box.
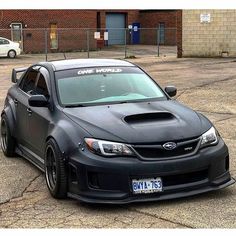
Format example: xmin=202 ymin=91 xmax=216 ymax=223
xmin=0 ymin=53 xmax=236 ymax=228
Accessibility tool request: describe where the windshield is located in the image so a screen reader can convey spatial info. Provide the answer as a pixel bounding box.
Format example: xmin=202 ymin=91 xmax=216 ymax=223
xmin=55 ymin=66 xmax=167 ymax=106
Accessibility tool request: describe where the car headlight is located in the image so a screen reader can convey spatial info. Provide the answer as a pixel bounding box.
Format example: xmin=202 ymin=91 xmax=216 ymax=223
xmin=84 ymin=138 xmax=135 ymax=157
xmin=200 ymin=127 xmax=219 ymax=148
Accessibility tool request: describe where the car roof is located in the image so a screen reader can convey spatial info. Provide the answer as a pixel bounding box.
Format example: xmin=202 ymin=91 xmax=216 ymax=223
xmin=39 ymin=59 xmax=135 ymax=71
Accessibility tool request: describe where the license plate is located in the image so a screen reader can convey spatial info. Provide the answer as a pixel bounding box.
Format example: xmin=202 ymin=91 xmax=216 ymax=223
xmin=132 ymin=177 xmax=163 ymax=194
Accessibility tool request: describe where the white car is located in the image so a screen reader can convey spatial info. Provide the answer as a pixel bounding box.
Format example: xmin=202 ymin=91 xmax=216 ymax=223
xmin=0 ymin=37 xmax=21 ymax=58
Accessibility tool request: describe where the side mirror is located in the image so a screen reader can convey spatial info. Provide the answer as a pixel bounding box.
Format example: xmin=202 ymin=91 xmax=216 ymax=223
xmin=165 ymin=86 xmax=177 ymax=97
xmin=28 ymin=95 xmax=49 ymax=107
xmin=11 ymin=69 xmax=17 ymax=83
xmin=11 ymin=67 xmax=27 ymax=83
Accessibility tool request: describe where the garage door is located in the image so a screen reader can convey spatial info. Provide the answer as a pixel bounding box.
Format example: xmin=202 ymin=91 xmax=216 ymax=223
xmin=106 ymin=13 xmax=126 ymax=45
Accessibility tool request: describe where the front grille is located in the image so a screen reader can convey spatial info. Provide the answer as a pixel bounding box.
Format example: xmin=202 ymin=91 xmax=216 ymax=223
xmin=133 ymin=138 xmax=200 ymax=159
xmin=162 ymin=169 xmax=208 ymax=186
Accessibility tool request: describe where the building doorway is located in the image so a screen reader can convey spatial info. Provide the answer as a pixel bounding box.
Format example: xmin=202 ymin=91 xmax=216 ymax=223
xmin=106 ymin=13 xmax=126 ymax=45
xmin=158 ymin=22 xmax=165 ymax=45
xmin=11 ymin=23 xmax=23 ymax=50
xmin=50 ymin=23 xmax=58 ymax=50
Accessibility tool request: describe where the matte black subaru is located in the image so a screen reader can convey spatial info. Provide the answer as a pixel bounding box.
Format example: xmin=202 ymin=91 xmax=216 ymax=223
xmin=1 ymin=59 xmax=234 ymax=203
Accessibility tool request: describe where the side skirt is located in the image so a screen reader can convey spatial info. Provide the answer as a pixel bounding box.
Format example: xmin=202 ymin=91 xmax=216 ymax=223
xmin=16 ymin=144 xmax=45 ymax=172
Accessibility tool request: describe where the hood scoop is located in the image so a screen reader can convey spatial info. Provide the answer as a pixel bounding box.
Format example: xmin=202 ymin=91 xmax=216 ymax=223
xmin=124 ymin=112 xmax=175 ymax=124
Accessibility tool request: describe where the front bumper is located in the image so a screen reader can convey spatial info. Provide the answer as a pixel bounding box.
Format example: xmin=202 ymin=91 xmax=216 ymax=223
xmin=16 ymin=48 xmax=21 ymax=56
xmin=67 ymin=138 xmax=235 ymax=204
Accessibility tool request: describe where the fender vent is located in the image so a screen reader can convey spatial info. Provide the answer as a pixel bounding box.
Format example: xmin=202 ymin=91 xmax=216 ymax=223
xmin=124 ymin=112 xmax=174 ymax=124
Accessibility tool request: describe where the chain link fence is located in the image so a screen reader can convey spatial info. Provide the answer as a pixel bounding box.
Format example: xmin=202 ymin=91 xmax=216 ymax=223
xmin=0 ymin=28 xmax=177 ymax=60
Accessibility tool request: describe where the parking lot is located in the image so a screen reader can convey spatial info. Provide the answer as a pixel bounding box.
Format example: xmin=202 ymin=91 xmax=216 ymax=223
xmin=0 ymin=53 xmax=236 ymax=228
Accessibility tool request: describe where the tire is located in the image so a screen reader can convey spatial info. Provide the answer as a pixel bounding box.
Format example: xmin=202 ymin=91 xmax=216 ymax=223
xmin=1 ymin=115 xmax=16 ymax=157
xmin=45 ymin=139 xmax=67 ymax=199
xmin=8 ymin=50 xmax=16 ymax=59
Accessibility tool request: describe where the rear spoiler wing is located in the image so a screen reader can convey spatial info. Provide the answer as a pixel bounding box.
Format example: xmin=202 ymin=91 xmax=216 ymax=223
xmin=11 ymin=67 xmax=28 ymax=83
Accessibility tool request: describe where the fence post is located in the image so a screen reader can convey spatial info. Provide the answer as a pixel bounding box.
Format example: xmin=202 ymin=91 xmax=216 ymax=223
xmin=124 ymin=28 xmax=127 ymax=58
xmin=157 ymin=26 xmax=160 ymax=57
xmin=87 ymin=29 xmax=90 ymax=58
xmin=44 ymin=29 xmax=48 ymax=61
xmin=61 ymin=30 xmax=66 ymax=59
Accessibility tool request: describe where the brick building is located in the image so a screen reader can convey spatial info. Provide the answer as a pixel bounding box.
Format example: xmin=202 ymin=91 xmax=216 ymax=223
xmin=0 ymin=10 xmax=179 ymax=53
xmin=178 ymin=10 xmax=236 ymax=57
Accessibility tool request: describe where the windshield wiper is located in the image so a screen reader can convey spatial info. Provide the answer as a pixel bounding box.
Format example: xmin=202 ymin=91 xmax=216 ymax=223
xmin=117 ymin=101 xmax=128 ymax=104
xmin=64 ymin=104 xmax=86 ymax=108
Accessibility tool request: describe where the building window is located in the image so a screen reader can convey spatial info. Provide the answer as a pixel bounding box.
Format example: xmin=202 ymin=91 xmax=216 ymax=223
xmin=50 ymin=23 xmax=58 ymax=49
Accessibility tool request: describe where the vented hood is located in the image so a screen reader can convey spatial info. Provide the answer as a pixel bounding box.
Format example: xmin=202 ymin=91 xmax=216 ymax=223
xmin=63 ymin=100 xmax=212 ymax=144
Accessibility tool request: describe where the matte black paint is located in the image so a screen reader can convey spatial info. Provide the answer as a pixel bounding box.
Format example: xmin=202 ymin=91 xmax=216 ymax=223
xmin=1 ymin=59 xmax=234 ymax=203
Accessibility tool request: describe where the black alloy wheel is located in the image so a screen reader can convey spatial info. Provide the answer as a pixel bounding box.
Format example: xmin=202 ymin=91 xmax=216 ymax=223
xmin=0 ymin=115 xmax=16 ymax=157
xmin=45 ymin=147 xmax=57 ymax=191
xmin=45 ymin=139 xmax=67 ymax=199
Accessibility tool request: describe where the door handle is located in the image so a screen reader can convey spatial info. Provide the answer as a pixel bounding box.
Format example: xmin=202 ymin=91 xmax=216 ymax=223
xmin=27 ymin=108 xmax=32 ymax=115
xmin=13 ymin=99 xmax=18 ymax=106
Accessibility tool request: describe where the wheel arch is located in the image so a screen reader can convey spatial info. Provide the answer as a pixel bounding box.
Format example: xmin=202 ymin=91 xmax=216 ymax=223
xmin=45 ymin=134 xmax=67 ymax=155
xmin=1 ymin=107 xmax=16 ymax=138
xmin=8 ymin=49 xmax=16 ymax=58
xmin=45 ymin=125 xmax=82 ymax=159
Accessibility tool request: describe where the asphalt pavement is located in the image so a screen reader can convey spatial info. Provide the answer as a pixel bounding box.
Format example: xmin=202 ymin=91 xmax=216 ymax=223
xmin=0 ymin=53 xmax=236 ymax=228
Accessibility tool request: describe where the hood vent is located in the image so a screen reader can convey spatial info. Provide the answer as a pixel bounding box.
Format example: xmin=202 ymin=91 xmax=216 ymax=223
xmin=124 ymin=112 xmax=175 ymax=124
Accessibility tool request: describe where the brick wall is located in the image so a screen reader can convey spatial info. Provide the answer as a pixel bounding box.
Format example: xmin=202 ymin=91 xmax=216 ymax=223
xmin=182 ymin=10 xmax=236 ymax=57
xmin=0 ymin=10 xmax=97 ymax=53
xmin=139 ymin=10 xmax=177 ymax=45
xmin=99 ymin=10 xmax=139 ymax=29
xmin=176 ymin=10 xmax=182 ymax=57
xmin=0 ymin=10 xmax=97 ymax=28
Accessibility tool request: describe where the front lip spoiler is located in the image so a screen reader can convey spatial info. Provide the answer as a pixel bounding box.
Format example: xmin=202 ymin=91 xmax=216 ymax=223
xmin=67 ymin=178 xmax=235 ymax=204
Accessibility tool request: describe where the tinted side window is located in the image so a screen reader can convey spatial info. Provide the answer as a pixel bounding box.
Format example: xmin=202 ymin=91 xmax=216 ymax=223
xmin=0 ymin=39 xmax=10 ymax=45
xmin=35 ymin=74 xmax=49 ymax=98
xmin=21 ymin=70 xmax=38 ymax=93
